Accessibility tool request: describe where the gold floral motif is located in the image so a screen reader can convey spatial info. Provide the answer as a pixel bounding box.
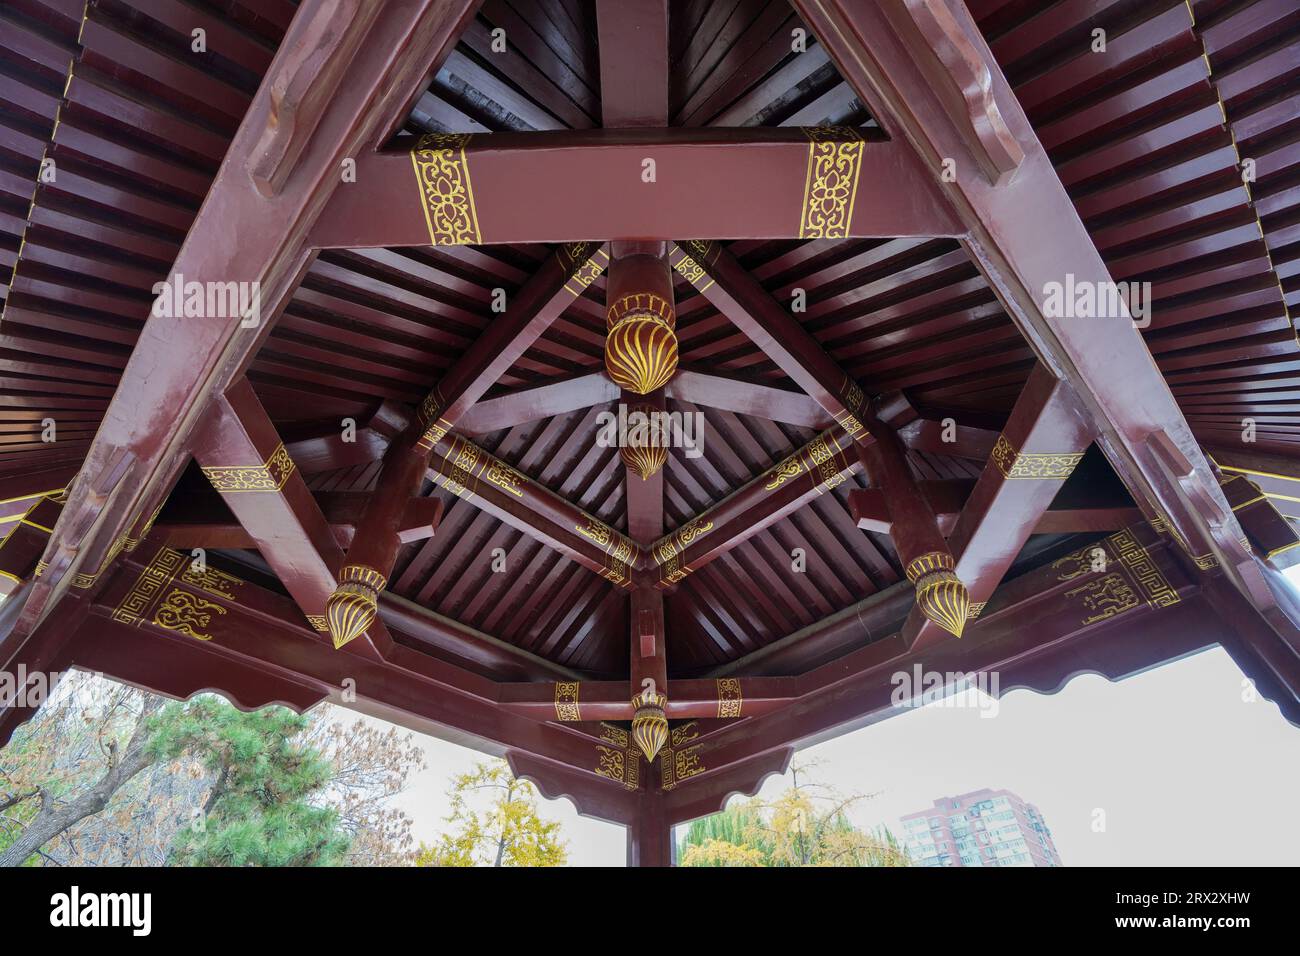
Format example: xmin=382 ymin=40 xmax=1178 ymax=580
xmin=967 ymin=602 xmax=987 ymax=620
xmin=717 ymin=679 xmax=743 ymax=718
xmin=990 ymin=435 xmax=1083 ymax=480
xmin=409 ymin=132 xmax=481 ymax=245
xmin=799 ymin=127 xmax=864 ymax=239
xmin=1068 ymin=573 xmax=1140 ymax=626
xmin=554 ymin=682 xmax=581 ymax=722
xmin=306 ymin=614 xmax=329 ymax=633
xmin=202 ymin=443 xmax=297 ymax=493
xmin=152 ymin=588 xmax=223 ymax=641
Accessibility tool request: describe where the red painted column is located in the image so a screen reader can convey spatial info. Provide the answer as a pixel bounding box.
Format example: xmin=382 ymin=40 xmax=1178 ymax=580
xmin=626 ymin=795 xmax=674 ymax=867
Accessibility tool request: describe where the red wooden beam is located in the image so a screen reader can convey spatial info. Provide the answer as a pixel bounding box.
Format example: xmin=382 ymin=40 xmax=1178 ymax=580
xmin=155 ymin=491 xmax=440 ymax=551
xmin=457 ymin=373 xmax=619 ymax=436
xmin=860 ymin=416 xmax=968 ymax=638
xmin=667 ymin=368 xmax=833 ymax=430
xmin=20 ymin=0 xmax=483 ymax=636
xmin=74 ymin=550 xmax=630 ymax=789
xmin=426 ymin=434 xmax=641 ymax=589
xmin=192 ymin=379 xmax=391 ymax=658
xmin=496 ymin=676 xmax=796 ymax=721
xmin=646 ymin=427 xmax=860 ymax=588
xmin=455 ymin=367 xmax=832 ymax=435
xmin=309 ymin=127 xmax=962 ymax=247
xmin=596 ymin=0 xmax=669 ymax=127
xmin=850 ymin=481 xmax=1140 ymax=536
xmin=670 ymin=240 xmax=874 ymax=441
xmin=652 ymin=531 xmax=1211 ymax=791
xmin=904 ymin=365 xmax=1095 ymax=650
xmin=279 ymin=400 xmax=409 ymax=474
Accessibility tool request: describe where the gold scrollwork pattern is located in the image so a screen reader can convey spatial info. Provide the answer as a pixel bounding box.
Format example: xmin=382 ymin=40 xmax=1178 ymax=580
xmin=594 ymin=745 xmax=625 ymax=783
xmin=409 ymin=132 xmax=481 ymax=246
xmin=764 ymin=451 xmax=806 ymax=490
xmin=599 ymin=723 xmax=629 ymax=749
xmin=670 ymin=721 xmax=700 ymax=748
xmin=799 ymin=127 xmax=865 ymax=239
xmin=716 ymin=678 xmax=743 ymax=718
xmin=1052 ymin=541 xmax=1110 ymax=581
xmin=179 ymin=562 xmax=244 ymax=600
xmin=1107 ymin=528 xmax=1180 ymax=609
xmin=306 ymin=615 xmax=329 ymax=633
xmin=152 ymin=588 xmax=224 ymax=641
xmin=1068 ymin=573 xmax=1140 ymax=626
xmin=762 ymin=432 xmax=848 ymax=496
xmin=484 ymin=461 xmax=525 ymax=498
xmin=967 ymin=602 xmax=987 ymax=620
xmin=562 ymin=246 xmax=609 ymax=297
xmin=554 ymin=682 xmax=581 ymax=722
xmin=202 ymin=443 xmax=297 ymax=493
xmin=989 ymin=435 xmax=1083 ymax=480
xmin=671 ymin=251 xmax=713 ymax=291
xmin=595 ymin=744 xmax=640 ymax=790
xmin=576 ymin=517 xmax=612 ymax=548
xmin=663 ymin=745 xmax=705 ymax=789
xmin=113 ymin=547 xmax=188 ymax=626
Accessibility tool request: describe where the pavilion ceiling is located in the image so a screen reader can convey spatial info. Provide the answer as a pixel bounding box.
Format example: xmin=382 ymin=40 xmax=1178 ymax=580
xmin=0 ymin=0 xmax=1297 ymax=678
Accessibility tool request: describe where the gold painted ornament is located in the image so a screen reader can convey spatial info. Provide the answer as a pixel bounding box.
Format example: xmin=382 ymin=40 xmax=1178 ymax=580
xmin=620 ymin=403 xmax=669 ymax=480
xmin=905 ymin=553 xmax=969 ymax=639
xmin=631 ymin=692 xmax=669 ymax=762
xmin=326 ymin=565 xmax=387 ymax=650
xmin=621 ymin=442 xmax=668 ymax=480
xmin=605 ymin=293 xmax=678 ymax=395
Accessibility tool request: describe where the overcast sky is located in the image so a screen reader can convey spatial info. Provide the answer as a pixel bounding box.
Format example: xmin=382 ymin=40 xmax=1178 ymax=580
xmin=395 ymin=591 xmax=1300 ymax=866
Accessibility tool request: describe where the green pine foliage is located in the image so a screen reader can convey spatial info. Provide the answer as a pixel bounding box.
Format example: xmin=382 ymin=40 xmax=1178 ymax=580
xmin=153 ymin=699 xmax=350 ymax=867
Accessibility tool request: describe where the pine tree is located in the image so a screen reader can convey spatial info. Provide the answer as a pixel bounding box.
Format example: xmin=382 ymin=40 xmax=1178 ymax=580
xmin=160 ymin=699 xmax=350 ymax=866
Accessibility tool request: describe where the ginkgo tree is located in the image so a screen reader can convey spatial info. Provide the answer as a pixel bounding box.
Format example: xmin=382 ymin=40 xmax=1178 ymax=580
xmin=679 ymin=759 xmax=911 ymax=867
xmin=416 ymin=759 xmax=567 ymax=867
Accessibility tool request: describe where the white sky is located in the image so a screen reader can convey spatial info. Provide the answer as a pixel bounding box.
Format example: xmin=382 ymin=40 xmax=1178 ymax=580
xmin=394 ymin=633 xmax=1300 ymax=866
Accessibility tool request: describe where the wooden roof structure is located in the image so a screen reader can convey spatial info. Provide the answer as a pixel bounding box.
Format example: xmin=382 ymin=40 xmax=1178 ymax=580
xmin=1 ymin=0 xmax=1299 ymax=864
